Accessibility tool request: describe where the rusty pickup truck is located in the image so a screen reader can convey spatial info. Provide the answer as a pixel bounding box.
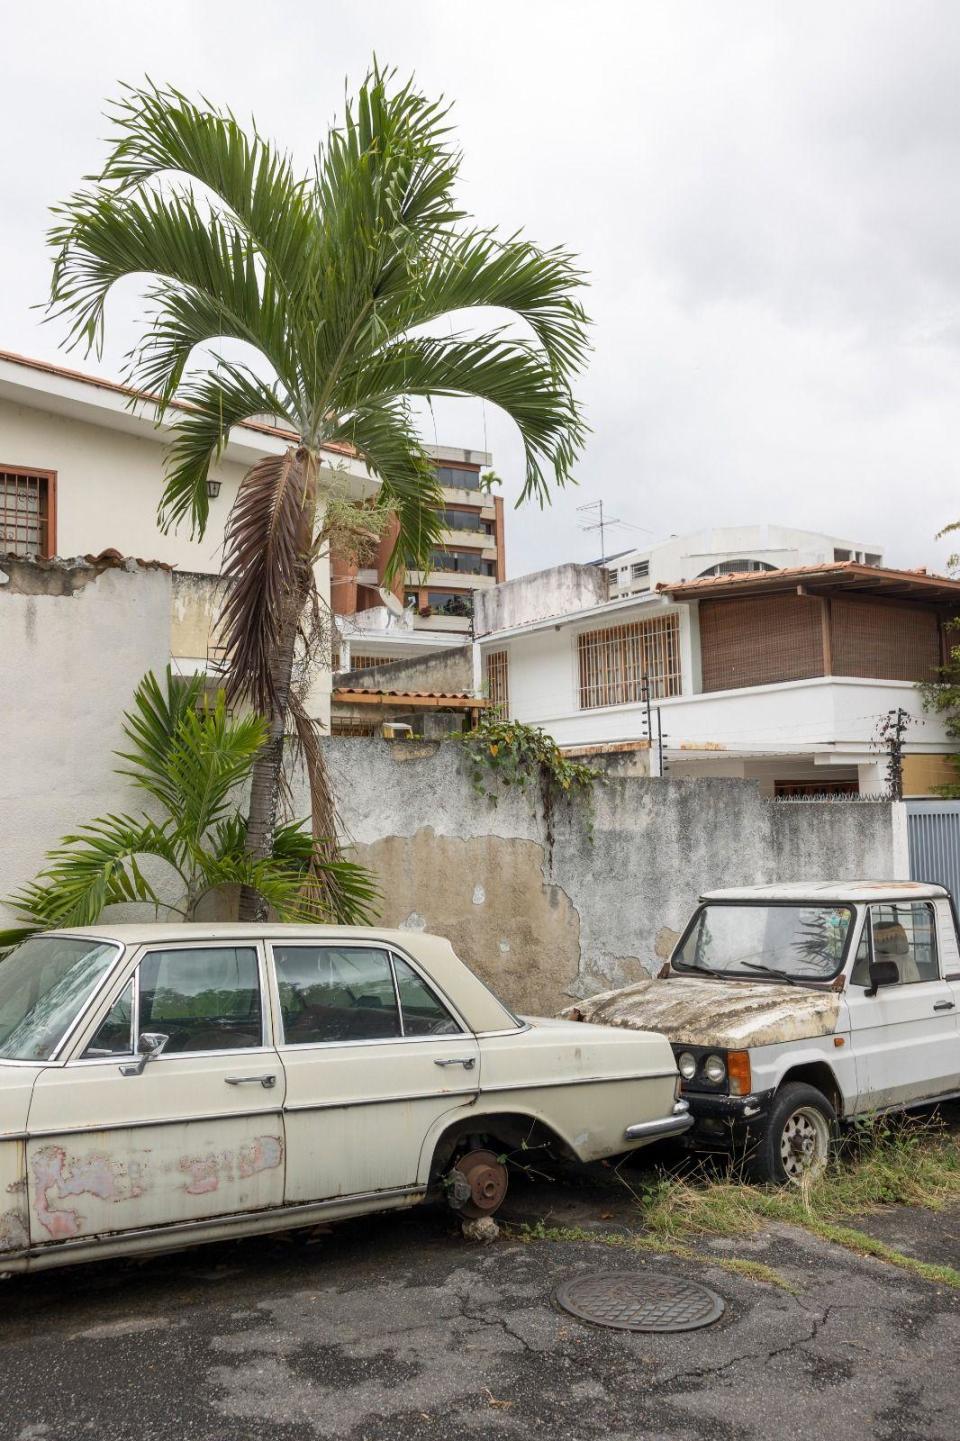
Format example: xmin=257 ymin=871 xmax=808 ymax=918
xmin=567 ymin=882 xmax=960 ymax=1183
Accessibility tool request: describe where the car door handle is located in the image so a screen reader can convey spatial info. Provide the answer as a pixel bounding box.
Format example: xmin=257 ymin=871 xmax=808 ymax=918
xmin=933 ymin=1001 xmax=956 ymax=1012
xmin=434 ymin=1057 xmax=476 ymax=1069
xmin=225 ymin=1074 xmax=277 ymax=1088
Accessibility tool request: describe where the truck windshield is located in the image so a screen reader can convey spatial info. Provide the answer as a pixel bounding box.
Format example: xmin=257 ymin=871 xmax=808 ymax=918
xmin=0 ymin=935 xmax=119 ymax=1061
xmin=673 ymin=904 xmax=853 ymax=983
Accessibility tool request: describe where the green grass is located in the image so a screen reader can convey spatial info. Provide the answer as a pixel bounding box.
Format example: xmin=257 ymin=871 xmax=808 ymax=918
xmin=513 ymin=1116 xmax=960 ymax=1291
xmin=624 ymin=1115 xmax=960 ymax=1289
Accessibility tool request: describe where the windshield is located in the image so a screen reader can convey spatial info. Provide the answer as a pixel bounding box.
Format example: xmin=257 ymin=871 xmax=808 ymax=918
xmin=673 ymin=904 xmax=853 ymax=983
xmin=0 ymin=936 xmax=119 ymax=1061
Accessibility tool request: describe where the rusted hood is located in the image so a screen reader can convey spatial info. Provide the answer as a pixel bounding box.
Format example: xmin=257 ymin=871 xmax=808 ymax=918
xmin=565 ymin=976 xmax=842 ymax=1047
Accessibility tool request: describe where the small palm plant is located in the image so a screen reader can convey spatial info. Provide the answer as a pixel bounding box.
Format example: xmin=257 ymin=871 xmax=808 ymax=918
xmin=0 ymin=669 xmax=378 ymax=947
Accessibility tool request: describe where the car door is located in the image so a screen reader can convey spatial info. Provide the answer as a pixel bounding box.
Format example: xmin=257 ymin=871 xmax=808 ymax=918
xmin=270 ymin=940 xmax=479 ymax=1205
xmin=845 ymin=902 xmax=960 ymax=1111
xmin=25 ymin=941 xmax=286 ymax=1248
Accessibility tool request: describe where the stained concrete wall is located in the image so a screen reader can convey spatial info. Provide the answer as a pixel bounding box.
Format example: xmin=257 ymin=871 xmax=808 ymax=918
xmin=0 ymin=557 xmax=172 ymax=926
xmin=337 ymin=645 xmax=473 ymax=695
xmin=474 ymin=563 xmax=608 ymax=636
xmin=320 ymin=739 xmax=904 ymax=1015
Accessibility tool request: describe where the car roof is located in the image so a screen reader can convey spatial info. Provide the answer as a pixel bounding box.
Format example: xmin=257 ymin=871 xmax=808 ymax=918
xmin=700 ymin=881 xmax=950 ymax=903
xmin=38 ymin=924 xmax=520 ymax=1034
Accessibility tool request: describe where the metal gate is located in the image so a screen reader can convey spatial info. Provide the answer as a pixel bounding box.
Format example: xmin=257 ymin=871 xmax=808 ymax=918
xmin=905 ymin=799 xmax=960 ymax=901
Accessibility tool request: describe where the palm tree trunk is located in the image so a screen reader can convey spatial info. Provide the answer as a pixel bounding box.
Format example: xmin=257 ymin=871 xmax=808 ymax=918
xmin=239 ymin=451 xmax=318 ymax=921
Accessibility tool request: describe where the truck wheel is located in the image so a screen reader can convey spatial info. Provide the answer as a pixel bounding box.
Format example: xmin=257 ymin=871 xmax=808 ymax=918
xmin=746 ymin=1083 xmax=835 ymax=1185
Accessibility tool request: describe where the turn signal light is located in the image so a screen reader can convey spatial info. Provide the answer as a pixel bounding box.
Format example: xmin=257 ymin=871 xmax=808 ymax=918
xmin=727 ymin=1050 xmax=752 ymax=1096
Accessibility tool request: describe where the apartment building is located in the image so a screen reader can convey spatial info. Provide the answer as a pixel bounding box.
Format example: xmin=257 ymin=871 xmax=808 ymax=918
xmin=332 ymin=446 xmax=506 ymax=671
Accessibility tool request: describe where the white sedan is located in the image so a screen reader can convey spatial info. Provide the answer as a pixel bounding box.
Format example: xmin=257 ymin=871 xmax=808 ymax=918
xmin=0 ymin=924 xmax=689 ymax=1273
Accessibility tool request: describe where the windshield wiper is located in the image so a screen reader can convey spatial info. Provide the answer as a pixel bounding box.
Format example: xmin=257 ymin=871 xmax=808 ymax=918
xmin=738 ymin=962 xmax=799 ymax=986
xmin=671 ymin=962 xmax=719 ymax=978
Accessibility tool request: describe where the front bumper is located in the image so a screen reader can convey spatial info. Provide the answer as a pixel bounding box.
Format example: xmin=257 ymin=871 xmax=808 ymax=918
xmin=682 ymin=1089 xmax=776 ymax=1149
xmin=624 ymin=1100 xmax=693 ymax=1143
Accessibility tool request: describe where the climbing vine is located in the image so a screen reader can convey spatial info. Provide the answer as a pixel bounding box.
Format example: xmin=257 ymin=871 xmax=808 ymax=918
xmin=459 ymin=715 xmax=602 ymax=860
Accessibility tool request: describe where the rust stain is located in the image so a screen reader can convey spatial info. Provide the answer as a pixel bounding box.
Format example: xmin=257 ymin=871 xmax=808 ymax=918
xmin=0 ymin=1208 xmax=29 ymax=1254
xmin=179 ymin=1135 xmax=283 ymax=1195
xmin=565 ymin=976 xmax=842 ymax=1047
xmin=31 ymin=1146 xmax=123 ymax=1239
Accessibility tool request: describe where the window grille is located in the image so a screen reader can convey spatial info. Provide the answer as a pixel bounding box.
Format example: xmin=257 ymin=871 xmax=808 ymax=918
xmin=350 ymin=654 xmax=391 ymax=671
xmin=485 ymin=650 xmax=509 ymax=713
xmin=631 ymin=560 xmax=650 ymax=582
xmin=577 ymin=614 xmax=681 ymax=709
xmin=0 ymin=468 xmax=55 ymax=557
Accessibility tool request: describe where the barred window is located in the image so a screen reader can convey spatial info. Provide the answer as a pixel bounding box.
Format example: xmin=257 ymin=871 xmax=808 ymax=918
xmin=577 ymin=614 xmax=681 ymax=709
xmin=0 ymin=468 xmax=55 ymax=557
xmin=350 ymin=654 xmax=391 ymax=670
xmin=485 ymin=650 xmax=509 ymax=713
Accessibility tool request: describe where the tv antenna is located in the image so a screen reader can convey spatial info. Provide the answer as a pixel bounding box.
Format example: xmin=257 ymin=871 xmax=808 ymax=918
xmin=577 ymin=500 xmax=622 ymax=563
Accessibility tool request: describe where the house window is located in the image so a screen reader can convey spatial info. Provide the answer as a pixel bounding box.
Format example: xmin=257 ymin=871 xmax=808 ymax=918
xmin=833 ymin=548 xmax=852 ymax=562
xmin=631 ymin=560 xmax=650 ymax=584
xmin=350 ymin=654 xmax=391 ymax=670
xmin=577 ymin=614 xmax=682 ymax=709
xmin=485 ymin=650 xmax=509 ymax=713
xmin=435 ymin=465 xmax=480 ymax=490
xmin=0 ymin=467 xmax=55 ymax=558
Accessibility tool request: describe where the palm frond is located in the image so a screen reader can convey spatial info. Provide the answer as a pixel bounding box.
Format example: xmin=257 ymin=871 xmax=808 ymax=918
xmin=6 ymin=814 xmax=177 ymax=933
xmin=164 ymin=692 xmax=268 ymax=845
xmin=219 ymin=446 xmax=315 ymax=710
xmin=158 ymin=362 xmax=294 ymax=537
xmin=115 ymin=667 xmax=206 ymax=812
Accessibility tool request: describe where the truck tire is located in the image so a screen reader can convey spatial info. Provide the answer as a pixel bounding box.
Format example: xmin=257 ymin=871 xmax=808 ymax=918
xmin=746 ymin=1082 xmax=836 ymax=1185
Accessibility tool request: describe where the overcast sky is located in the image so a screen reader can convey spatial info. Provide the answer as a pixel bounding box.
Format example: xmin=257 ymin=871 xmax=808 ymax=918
xmin=3 ymin=1 xmax=960 ymax=577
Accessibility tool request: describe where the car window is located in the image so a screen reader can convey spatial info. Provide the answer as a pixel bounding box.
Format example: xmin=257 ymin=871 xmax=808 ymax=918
xmin=0 ymin=936 xmax=119 ymax=1061
xmin=867 ymin=903 xmax=939 ymax=984
xmin=138 ymin=947 xmax=262 ymax=1053
xmin=392 ymin=955 xmax=461 ymax=1036
xmin=273 ymin=946 xmax=401 ymax=1045
xmin=850 ymin=930 xmax=871 ymax=986
xmin=83 ymin=981 xmax=135 ymax=1057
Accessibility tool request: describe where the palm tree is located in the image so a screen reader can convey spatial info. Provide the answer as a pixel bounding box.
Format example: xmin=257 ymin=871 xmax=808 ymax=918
xmin=46 ymin=65 xmax=590 ymax=918
xmin=0 ymin=669 xmax=378 ymax=948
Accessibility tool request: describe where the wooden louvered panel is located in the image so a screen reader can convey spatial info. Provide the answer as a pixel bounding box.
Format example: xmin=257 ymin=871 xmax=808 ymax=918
xmin=699 ymin=595 xmax=824 ymax=692
xmin=577 ymin=614 xmax=681 ymax=709
xmin=831 ymin=598 xmax=940 ymax=682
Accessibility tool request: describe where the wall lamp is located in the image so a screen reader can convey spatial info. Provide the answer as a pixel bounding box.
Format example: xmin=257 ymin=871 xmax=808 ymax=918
xmin=206 ymin=479 xmax=222 ymax=499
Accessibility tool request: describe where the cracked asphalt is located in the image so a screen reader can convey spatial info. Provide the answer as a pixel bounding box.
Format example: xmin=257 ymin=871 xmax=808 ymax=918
xmin=2 ymin=1170 xmax=959 ymax=1441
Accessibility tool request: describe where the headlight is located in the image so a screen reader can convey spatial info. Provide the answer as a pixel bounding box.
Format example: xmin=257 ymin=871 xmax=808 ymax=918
xmin=703 ymin=1053 xmax=727 ymax=1085
xmin=678 ymin=1051 xmax=698 ymax=1081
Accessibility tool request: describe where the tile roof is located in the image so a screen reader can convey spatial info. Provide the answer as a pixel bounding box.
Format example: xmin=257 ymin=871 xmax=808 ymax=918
xmin=333 ymin=687 xmax=488 ymax=705
xmin=658 ymin=560 xmax=960 ymax=601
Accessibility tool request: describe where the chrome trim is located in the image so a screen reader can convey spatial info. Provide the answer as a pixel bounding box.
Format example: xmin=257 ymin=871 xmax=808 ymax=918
xmin=225 ymin=1074 xmax=277 ymax=1088
xmin=480 ymin=1070 xmax=677 ymax=1095
xmin=624 ymin=1100 xmax=693 ymax=1142
xmin=283 ymin=1087 xmax=477 ymax=1114
xmin=276 ymin=1030 xmax=475 ymax=1054
xmin=433 ymin=1057 xmax=476 ymax=1069
xmin=23 ymin=1106 xmax=284 ymax=1140
xmin=19 ymin=1183 xmax=426 ymax=1259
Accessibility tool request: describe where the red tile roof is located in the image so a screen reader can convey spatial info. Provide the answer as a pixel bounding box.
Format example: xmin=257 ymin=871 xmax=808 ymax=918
xmin=333 ymin=688 xmax=488 ymax=706
xmin=658 ymin=560 xmax=960 ymax=602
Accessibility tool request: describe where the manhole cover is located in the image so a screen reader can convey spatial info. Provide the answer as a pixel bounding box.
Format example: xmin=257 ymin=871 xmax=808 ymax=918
xmin=554 ymin=1270 xmax=725 ymax=1333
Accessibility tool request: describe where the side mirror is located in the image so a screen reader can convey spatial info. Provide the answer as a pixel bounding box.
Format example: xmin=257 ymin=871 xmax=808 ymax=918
xmin=120 ymin=1031 xmax=170 ymax=1077
xmin=865 ymin=959 xmax=899 ymax=997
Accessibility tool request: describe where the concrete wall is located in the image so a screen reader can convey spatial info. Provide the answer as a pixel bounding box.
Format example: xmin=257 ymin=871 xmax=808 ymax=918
xmin=319 ymin=738 xmax=904 ymax=1016
xmin=474 ymin=563 xmax=608 ymax=636
xmin=336 ymin=645 xmax=474 ymax=695
xmin=0 ymin=556 xmax=172 ymax=925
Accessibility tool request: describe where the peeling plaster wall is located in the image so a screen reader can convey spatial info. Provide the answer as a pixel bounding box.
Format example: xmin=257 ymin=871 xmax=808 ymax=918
xmin=319 ymin=739 xmax=899 ymax=1014
xmin=0 ymin=562 xmax=171 ymax=927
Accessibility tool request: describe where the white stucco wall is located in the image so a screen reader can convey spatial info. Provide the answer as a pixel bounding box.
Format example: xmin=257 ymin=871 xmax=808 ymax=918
xmin=0 ymin=561 xmax=172 ymax=926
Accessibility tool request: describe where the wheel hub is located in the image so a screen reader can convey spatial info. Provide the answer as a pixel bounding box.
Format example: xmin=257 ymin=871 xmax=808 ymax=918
xmin=450 ymin=1148 xmax=509 ymax=1218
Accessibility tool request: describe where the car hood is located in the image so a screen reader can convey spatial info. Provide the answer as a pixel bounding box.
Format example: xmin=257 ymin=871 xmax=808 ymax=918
xmin=564 ymin=975 xmax=843 ymax=1048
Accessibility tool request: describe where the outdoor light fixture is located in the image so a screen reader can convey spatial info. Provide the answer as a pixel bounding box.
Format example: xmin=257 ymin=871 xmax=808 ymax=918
xmin=206 ymin=478 xmax=222 ymax=499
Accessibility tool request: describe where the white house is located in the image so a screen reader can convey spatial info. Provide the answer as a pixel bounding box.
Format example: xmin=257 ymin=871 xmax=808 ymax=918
xmin=474 ymin=557 xmax=959 ymax=797
xmin=600 ymin=524 xmax=884 ymax=600
xmin=0 ymin=349 xmax=379 ymax=724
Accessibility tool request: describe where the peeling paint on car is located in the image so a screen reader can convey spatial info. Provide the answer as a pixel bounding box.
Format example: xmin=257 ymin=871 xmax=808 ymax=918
xmin=0 ymin=1208 xmax=28 ymax=1253
xmin=180 ymin=1136 xmax=283 ymax=1195
xmin=566 ymin=976 xmax=842 ymax=1048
